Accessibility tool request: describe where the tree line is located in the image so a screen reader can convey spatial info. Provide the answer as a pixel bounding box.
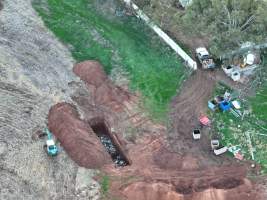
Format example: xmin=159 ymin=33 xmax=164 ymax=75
xmin=130 ymin=0 xmax=267 ymax=57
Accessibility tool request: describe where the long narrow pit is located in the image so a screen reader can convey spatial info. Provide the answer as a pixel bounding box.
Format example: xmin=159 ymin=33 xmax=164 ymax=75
xmin=90 ymin=119 xmax=130 ymax=167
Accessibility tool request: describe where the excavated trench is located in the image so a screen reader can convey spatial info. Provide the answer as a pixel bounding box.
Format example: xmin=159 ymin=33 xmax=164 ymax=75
xmin=173 ymin=177 xmax=244 ymax=195
xmin=89 ymin=118 xmax=130 ymax=167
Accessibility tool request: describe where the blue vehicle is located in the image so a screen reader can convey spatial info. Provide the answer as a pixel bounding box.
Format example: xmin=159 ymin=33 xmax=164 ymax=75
xmin=44 ymin=128 xmax=58 ymax=156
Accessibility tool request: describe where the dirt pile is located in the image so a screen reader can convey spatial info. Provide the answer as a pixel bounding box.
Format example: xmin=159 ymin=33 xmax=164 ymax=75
xmin=123 ymin=179 xmax=258 ymax=200
xmin=48 ymin=102 xmax=112 ymax=168
xmin=73 ymin=61 xmax=108 ymax=87
xmin=73 ymin=61 xmax=131 ymax=111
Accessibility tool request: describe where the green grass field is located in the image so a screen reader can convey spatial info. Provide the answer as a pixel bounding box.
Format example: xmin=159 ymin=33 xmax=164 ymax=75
xmin=250 ymin=82 xmax=267 ymax=129
xmin=209 ymin=64 xmax=267 ymax=173
xmin=33 ymin=0 xmax=188 ymax=121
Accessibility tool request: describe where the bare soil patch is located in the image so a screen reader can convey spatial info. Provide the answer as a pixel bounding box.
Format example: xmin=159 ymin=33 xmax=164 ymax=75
xmin=168 ymin=70 xmax=216 ymax=157
xmin=73 ymin=60 xmax=131 ymax=112
xmin=49 ymin=60 xmax=265 ymax=199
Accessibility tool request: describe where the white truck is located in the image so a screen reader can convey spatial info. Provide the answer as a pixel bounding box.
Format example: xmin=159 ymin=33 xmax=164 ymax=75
xmin=196 ymin=47 xmax=215 ymax=69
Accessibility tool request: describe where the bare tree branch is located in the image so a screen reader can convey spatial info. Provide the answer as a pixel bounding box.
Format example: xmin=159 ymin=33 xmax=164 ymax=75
xmin=240 ymin=15 xmax=255 ymax=30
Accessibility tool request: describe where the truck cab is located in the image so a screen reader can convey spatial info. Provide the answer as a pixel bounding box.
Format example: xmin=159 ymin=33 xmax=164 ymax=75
xmin=44 ymin=128 xmax=58 ymax=156
xmin=46 ymin=139 xmax=58 ymax=156
xmin=196 ymin=47 xmax=215 ymax=69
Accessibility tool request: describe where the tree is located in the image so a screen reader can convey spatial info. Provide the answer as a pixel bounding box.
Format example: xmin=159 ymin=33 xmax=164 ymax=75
xmin=182 ymin=0 xmax=267 ymax=57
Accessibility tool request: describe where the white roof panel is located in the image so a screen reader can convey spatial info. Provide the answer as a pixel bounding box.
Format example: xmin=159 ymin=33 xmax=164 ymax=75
xmin=47 ymin=140 xmax=55 ymax=146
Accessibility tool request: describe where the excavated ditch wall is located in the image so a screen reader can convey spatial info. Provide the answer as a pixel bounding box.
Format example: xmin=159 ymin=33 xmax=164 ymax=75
xmin=48 ymin=103 xmax=112 ymax=168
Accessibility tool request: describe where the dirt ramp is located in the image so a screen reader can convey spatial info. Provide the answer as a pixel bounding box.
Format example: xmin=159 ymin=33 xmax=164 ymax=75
xmin=73 ymin=60 xmax=131 ymax=111
xmin=48 ymin=103 xmax=111 ymax=168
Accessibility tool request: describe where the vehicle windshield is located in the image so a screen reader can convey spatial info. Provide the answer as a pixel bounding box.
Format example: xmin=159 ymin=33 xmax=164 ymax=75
xmin=201 ymin=54 xmax=210 ymax=60
xmin=48 ymin=146 xmax=55 ymax=150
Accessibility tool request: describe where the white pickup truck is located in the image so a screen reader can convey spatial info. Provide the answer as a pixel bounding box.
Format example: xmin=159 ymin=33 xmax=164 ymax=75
xmin=196 ymin=47 xmax=215 ymax=69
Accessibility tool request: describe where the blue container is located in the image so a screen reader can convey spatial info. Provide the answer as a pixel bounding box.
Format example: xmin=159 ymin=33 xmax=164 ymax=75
xmin=208 ymin=100 xmax=216 ymax=111
xmin=219 ymin=101 xmax=231 ymax=111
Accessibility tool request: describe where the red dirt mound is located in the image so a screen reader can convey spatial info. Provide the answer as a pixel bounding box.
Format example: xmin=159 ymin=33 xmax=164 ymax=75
xmin=73 ymin=60 xmax=131 ymax=111
xmin=73 ymin=60 xmax=108 ymax=88
xmin=94 ymin=82 xmax=130 ymax=109
xmin=123 ymin=178 xmax=259 ymax=200
xmin=48 ymin=102 xmax=111 ymax=168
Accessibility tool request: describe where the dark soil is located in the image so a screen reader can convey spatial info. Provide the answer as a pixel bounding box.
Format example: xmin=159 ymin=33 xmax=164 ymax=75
xmin=90 ymin=120 xmax=130 ymax=167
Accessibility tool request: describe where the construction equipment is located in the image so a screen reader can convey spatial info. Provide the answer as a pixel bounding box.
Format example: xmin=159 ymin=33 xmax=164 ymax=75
xmin=44 ymin=128 xmax=58 ymax=156
xmin=196 ymin=47 xmax=215 ymax=69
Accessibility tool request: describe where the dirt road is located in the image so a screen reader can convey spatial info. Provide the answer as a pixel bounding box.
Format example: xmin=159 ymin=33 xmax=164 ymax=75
xmin=168 ymin=70 xmax=216 ymax=158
